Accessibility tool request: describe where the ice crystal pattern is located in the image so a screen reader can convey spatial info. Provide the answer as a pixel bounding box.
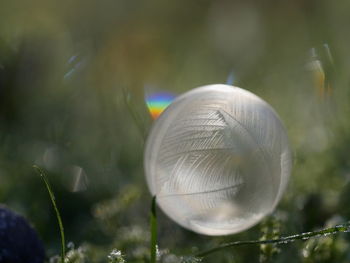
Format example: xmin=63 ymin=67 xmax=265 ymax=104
xmin=144 ymin=84 xmax=292 ymax=235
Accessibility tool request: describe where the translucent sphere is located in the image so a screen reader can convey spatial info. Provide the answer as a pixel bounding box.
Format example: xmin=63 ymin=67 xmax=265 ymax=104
xmin=144 ymin=84 xmax=292 ymax=236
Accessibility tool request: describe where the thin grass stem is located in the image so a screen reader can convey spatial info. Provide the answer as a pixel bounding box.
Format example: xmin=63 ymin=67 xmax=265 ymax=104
xmin=33 ymin=165 xmax=66 ymax=263
xmin=195 ymin=222 xmax=350 ymax=258
xmin=122 ymin=88 xmax=147 ymax=140
xmin=150 ymin=196 xmax=157 ymax=263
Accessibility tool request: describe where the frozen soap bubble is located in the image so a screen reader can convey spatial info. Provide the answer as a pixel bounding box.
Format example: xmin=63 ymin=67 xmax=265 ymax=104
xmin=144 ymin=84 xmax=292 ymax=236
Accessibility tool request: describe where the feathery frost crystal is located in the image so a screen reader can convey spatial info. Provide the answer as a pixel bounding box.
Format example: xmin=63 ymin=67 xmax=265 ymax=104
xmin=144 ymin=84 xmax=292 ymax=235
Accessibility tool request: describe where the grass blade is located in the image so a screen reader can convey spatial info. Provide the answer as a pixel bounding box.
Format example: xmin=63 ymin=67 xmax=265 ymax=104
xmin=123 ymin=87 xmax=147 ymax=140
xmin=150 ymin=196 xmax=157 ymax=263
xmin=33 ymin=165 xmax=66 ymax=263
xmin=195 ymin=222 xmax=350 ymax=258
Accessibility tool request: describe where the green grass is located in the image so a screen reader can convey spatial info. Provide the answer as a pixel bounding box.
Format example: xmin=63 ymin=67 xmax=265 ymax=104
xmin=33 ymin=165 xmax=66 ymax=263
xmin=150 ymin=196 xmax=158 ymax=263
xmin=195 ymin=222 xmax=350 ymax=258
xmin=33 ymin=165 xmax=350 ymax=262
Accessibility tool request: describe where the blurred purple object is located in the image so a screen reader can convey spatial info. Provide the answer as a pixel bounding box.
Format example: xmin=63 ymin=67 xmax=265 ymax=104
xmin=0 ymin=205 xmax=45 ymax=263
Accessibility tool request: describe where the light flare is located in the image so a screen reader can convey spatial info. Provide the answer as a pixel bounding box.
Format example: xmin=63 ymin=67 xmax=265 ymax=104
xmin=145 ymin=92 xmax=175 ymax=120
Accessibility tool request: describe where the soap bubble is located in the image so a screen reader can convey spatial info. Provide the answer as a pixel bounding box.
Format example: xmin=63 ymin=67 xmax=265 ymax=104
xmin=144 ymin=84 xmax=292 ymax=236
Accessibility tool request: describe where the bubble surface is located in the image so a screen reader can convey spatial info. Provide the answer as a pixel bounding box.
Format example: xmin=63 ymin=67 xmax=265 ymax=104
xmin=144 ymin=84 xmax=292 ymax=235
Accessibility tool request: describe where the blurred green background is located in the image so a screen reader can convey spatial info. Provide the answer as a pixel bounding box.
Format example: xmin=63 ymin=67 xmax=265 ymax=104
xmin=1 ymin=0 xmax=350 ymax=262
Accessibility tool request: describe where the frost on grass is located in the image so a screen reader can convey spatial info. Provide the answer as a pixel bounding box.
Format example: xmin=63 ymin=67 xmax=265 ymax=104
xmin=108 ymin=249 xmax=126 ymax=263
xmin=49 ymin=243 xmax=87 ymax=263
xmin=259 ymin=216 xmax=281 ymax=263
xmin=156 ymin=246 xmax=202 ymax=263
xmin=64 ymin=244 xmax=87 ymax=263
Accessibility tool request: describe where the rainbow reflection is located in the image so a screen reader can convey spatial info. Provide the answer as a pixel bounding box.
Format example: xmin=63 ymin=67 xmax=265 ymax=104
xmin=145 ymin=92 xmax=175 ymax=120
xmin=307 ymin=47 xmax=333 ymax=100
